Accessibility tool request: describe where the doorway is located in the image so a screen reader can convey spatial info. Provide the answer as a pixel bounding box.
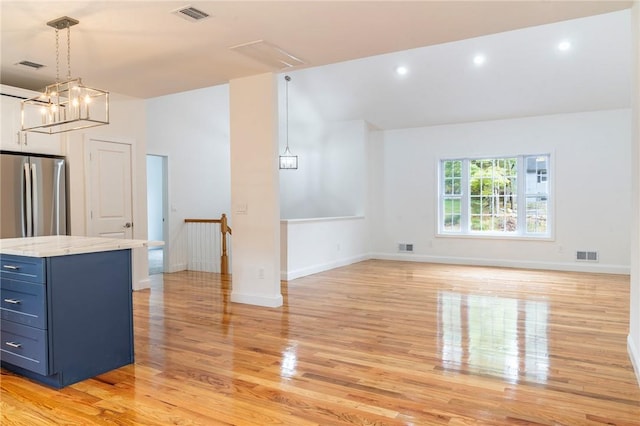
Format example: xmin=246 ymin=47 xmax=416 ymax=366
xmin=147 ymin=154 xmax=168 ymax=275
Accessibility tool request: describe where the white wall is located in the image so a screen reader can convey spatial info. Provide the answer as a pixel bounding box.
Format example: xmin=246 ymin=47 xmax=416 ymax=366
xmin=322 ymin=120 xmax=368 ymax=217
xmin=278 ymin=119 xmax=372 ymax=280
xmin=279 ymin=114 xmax=368 ymax=218
xmin=368 ymin=127 xmax=385 ymax=252
xmin=65 ymin=92 xmax=149 ymax=289
xmin=281 ymin=216 xmax=368 ymax=280
xmin=146 ymin=155 xmax=163 ymax=241
xmin=278 ymin=75 xmax=325 ymax=218
xmin=229 ymin=73 xmax=282 ymax=307
xmin=371 ymin=109 xmax=632 ymax=273
xmin=146 ymin=85 xmax=231 ymax=272
xmin=628 ymin=0 xmax=640 ymax=386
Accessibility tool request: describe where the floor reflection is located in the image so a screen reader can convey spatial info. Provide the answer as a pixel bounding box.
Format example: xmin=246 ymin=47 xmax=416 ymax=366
xmin=280 ymin=343 xmax=298 ymax=379
xmin=438 ymin=291 xmax=549 ymax=384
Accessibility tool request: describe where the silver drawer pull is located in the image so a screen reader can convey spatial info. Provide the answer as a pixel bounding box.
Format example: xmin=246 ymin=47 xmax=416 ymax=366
xmin=5 ymin=341 xmax=22 ymax=349
xmin=2 ymin=265 xmax=20 ymax=270
xmin=3 ymin=298 xmax=21 ymax=304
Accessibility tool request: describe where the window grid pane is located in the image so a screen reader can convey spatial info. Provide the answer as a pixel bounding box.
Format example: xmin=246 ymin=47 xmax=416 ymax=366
xmin=524 ymin=155 xmax=549 ymax=235
xmin=441 ymin=155 xmax=548 ymax=236
xmin=442 ymin=160 xmax=462 ymax=232
xmin=469 ymin=158 xmax=517 ymax=233
xmin=526 ymin=197 xmax=547 ymax=233
xmin=443 ymin=197 xmax=462 ymax=231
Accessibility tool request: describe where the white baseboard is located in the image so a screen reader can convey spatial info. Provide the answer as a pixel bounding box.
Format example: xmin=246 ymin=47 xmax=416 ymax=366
xmin=187 ymin=261 xmax=218 ymax=273
xmin=369 ymin=252 xmax=630 ymax=275
xmin=629 ymin=335 xmax=640 ymax=387
xmin=166 ymin=262 xmax=187 ymax=273
xmin=279 ymin=252 xmax=629 ymax=281
xmin=281 ymin=254 xmax=370 ymax=280
xmin=134 ymin=277 xmax=151 ymax=291
xmin=230 ymin=292 xmax=283 ymax=308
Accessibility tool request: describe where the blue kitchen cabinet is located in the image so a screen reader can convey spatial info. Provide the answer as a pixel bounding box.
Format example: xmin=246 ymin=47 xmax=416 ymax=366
xmin=0 ymin=249 xmax=134 ymax=388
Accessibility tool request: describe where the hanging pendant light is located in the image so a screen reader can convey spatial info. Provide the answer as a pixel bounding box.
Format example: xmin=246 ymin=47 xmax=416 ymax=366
xmin=279 ymin=75 xmax=298 ymax=170
xmin=21 ymin=16 xmax=109 ymax=134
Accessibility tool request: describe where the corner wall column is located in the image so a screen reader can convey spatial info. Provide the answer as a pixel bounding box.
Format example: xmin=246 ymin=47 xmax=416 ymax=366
xmin=629 ymin=1 xmax=640 ymax=386
xmin=229 ymin=73 xmax=283 ymax=308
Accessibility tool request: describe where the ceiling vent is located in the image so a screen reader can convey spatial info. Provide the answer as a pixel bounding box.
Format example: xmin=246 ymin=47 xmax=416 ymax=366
xmin=229 ymin=40 xmax=305 ymax=70
xmin=15 ymin=60 xmax=45 ymax=70
xmin=172 ymin=5 xmax=210 ymax=22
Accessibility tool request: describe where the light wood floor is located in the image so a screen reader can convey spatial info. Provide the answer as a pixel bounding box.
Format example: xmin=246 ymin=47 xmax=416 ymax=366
xmin=2 ymin=260 xmax=640 ymax=425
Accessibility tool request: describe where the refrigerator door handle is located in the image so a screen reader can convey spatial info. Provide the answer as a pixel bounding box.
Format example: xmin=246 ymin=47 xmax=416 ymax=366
xmin=54 ymin=160 xmax=64 ymax=235
xmin=31 ymin=163 xmax=38 ymax=236
xmin=23 ymin=162 xmax=32 ymax=237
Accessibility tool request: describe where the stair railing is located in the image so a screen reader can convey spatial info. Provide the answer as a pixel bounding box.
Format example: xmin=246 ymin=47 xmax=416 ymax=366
xmin=184 ymin=214 xmax=232 ymax=274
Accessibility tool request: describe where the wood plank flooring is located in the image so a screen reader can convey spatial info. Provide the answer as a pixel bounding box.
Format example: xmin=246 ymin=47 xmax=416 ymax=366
xmin=2 ymin=260 xmax=640 ymax=425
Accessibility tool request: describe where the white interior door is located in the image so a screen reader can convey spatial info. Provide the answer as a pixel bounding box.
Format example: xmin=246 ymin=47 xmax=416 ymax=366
xmin=88 ymin=139 xmax=133 ymax=239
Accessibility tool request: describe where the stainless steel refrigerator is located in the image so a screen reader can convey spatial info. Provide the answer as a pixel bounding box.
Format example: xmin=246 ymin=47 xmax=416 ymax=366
xmin=1 ymin=152 xmax=68 ymax=238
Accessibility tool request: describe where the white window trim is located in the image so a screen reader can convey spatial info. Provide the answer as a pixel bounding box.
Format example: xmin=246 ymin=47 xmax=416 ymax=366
xmin=437 ymin=153 xmax=554 ymax=240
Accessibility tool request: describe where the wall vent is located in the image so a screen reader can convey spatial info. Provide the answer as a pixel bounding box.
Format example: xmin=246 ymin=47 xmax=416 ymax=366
xmin=399 ymin=243 xmax=414 ymax=253
xmin=576 ymin=250 xmax=598 ymax=262
xmin=172 ymin=5 xmax=210 ymax=22
xmin=16 ymin=60 xmax=45 ymax=70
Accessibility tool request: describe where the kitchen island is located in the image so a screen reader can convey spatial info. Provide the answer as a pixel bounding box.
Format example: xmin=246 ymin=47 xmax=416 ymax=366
xmin=0 ymin=236 xmax=158 ymax=388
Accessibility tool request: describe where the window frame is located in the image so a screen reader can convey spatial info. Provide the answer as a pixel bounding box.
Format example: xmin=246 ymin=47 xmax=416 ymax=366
xmin=437 ymin=154 xmax=553 ymax=240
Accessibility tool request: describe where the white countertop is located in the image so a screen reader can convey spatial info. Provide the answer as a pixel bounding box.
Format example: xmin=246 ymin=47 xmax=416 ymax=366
xmin=0 ymin=236 xmax=163 ymax=258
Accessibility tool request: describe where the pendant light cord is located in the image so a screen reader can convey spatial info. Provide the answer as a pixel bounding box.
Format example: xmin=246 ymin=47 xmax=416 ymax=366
xmin=53 ymin=23 xmax=72 ymax=83
xmin=55 ymin=28 xmax=60 ymax=83
xmin=66 ymin=23 xmax=72 ymax=80
xmin=285 ymin=75 xmax=291 ymax=151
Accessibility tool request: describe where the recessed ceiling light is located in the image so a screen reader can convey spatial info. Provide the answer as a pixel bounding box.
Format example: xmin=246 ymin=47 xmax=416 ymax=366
xmin=395 ymin=66 xmax=408 ymax=76
xmin=473 ymin=54 xmax=486 ymax=66
xmin=557 ymin=40 xmax=571 ymax=51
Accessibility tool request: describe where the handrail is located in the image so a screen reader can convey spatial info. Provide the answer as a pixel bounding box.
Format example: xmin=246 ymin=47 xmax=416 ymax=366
xmin=184 ymin=214 xmax=232 ymax=275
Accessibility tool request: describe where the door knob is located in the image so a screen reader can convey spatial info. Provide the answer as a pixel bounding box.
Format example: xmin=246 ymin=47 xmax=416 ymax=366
xmin=123 ymin=222 xmax=133 ymax=228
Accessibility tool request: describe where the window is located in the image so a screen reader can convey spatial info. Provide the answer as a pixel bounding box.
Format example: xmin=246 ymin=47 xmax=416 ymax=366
xmin=442 ymin=160 xmax=462 ymax=232
xmin=439 ymin=155 xmax=550 ymax=237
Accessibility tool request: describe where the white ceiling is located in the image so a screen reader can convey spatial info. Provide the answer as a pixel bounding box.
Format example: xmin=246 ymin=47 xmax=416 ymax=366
xmin=288 ymin=8 xmax=632 ymax=129
xmin=0 ymin=1 xmax=633 ymax=130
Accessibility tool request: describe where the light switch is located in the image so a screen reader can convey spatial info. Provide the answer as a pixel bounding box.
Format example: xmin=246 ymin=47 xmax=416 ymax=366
xmin=235 ymin=202 xmax=248 ymax=215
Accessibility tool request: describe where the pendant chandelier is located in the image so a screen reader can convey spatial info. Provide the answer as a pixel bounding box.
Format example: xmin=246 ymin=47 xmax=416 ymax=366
xmin=279 ymin=75 xmax=298 ymax=170
xmin=21 ymin=16 xmax=109 ymax=134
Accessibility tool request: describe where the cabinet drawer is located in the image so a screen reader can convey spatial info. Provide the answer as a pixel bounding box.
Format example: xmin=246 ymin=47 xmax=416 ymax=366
xmin=1 ymin=321 xmax=48 ymax=375
xmin=0 ymin=278 xmax=46 ymax=328
xmin=0 ymin=255 xmax=45 ymax=283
